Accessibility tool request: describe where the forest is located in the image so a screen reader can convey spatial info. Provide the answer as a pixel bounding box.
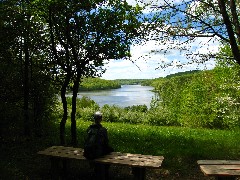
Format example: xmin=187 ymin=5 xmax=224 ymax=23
xmin=1 ymin=0 xmax=239 ymax=179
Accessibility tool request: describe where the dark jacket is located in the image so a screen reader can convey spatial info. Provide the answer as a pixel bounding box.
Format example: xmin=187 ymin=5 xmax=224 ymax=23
xmin=86 ymin=123 xmax=113 ymax=155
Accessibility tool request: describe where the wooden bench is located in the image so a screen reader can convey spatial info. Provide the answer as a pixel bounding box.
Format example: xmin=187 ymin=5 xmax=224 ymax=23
xmin=38 ymin=146 xmax=164 ymax=180
xmin=197 ymin=160 xmax=240 ymax=180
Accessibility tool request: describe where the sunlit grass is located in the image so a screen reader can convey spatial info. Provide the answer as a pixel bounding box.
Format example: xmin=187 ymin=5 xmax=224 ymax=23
xmin=73 ymin=120 xmax=240 ymax=159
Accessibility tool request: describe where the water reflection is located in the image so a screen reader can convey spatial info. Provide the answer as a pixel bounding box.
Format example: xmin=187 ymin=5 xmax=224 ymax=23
xmin=77 ymin=85 xmax=155 ymax=108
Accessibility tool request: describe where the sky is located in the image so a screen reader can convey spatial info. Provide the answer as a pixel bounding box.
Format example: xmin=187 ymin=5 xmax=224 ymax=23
xmin=101 ymin=0 xmax=220 ymax=80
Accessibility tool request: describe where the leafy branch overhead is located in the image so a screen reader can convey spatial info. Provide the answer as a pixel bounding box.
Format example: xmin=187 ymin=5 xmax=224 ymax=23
xmin=141 ymin=0 xmax=240 ymax=66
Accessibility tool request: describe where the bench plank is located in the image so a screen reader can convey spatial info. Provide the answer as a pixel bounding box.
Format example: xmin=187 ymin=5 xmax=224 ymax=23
xmin=200 ymin=165 xmax=240 ymax=176
xmin=96 ymin=152 xmax=164 ymax=168
xmin=38 ymin=146 xmax=164 ymax=180
xmin=198 ymin=160 xmax=240 ymax=180
xmin=38 ymin=146 xmax=164 ymax=168
xmin=198 ymin=160 xmax=240 ymax=165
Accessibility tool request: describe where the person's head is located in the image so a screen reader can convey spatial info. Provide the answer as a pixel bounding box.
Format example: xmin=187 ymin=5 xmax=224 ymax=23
xmin=93 ymin=111 xmax=102 ymax=124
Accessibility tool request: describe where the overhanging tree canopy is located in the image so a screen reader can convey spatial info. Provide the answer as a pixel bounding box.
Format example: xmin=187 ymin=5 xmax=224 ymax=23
xmin=42 ymin=0 xmax=143 ymax=145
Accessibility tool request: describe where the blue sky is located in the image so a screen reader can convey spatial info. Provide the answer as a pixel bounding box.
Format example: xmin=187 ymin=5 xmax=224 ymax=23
xmin=101 ymin=0 xmax=219 ymax=80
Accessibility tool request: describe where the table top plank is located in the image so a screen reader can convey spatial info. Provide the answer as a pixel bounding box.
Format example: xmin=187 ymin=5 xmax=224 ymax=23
xmin=38 ymin=146 xmax=164 ymax=168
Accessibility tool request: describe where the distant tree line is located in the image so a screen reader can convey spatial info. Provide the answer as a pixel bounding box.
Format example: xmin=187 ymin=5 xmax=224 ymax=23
xmin=75 ymin=78 xmax=154 ymax=91
xmin=78 ymin=78 xmax=121 ymax=91
xmin=116 ymin=79 xmax=151 ymax=85
xmin=165 ymin=70 xmax=201 ymax=79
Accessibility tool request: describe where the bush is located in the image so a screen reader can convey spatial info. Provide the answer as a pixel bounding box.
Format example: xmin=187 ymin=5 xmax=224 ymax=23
xmin=75 ymin=96 xmax=100 ymax=120
xmin=124 ymin=105 xmax=148 ymax=112
xmin=147 ymin=106 xmax=178 ymax=126
xmin=77 ymin=107 xmax=96 ymax=121
xmin=101 ymin=105 xmax=123 ymax=123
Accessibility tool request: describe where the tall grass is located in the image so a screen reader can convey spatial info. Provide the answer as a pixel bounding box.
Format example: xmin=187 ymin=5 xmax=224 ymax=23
xmin=74 ymin=120 xmax=240 ymax=159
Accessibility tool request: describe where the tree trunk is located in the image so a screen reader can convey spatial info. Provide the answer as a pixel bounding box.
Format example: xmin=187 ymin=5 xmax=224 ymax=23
xmin=60 ymin=75 xmax=71 ymax=145
xmin=71 ymin=74 xmax=81 ymax=146
xmin=218 ymin=0 xmax=240 ymax=64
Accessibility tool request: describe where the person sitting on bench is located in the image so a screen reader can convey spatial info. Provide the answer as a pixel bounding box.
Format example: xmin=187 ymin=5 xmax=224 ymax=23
xmin=84 ymin=111 xmax=114 ymax=179
xmin=84 ymin=111 xmax=113 ymax=159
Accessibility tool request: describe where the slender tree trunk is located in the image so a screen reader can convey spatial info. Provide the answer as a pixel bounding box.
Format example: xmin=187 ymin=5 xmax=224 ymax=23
xmin=23 ymin=8 xmax=31 ymax=137
xmin=71 ymin=74 xmax=81 ymax=146
xmin=23 ymin=38 xmax=30 ymax=137
xmin=229 ymin=0 xmax=240 ymax=44
xmin=60 ymin=75 xmax=71 ymax=145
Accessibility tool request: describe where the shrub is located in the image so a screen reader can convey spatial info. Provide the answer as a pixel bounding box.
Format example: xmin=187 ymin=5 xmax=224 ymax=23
xmin=101 ymin=105 xmax=123 ymax=123
xmin=147 ymin=106 xmax=178 ymax=126
xmin=124 ymin=105 xmax=148 ymax=112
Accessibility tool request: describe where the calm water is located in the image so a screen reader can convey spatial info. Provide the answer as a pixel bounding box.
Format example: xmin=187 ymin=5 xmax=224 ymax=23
xmin=77 ymin=85 xmax=155 ymax=108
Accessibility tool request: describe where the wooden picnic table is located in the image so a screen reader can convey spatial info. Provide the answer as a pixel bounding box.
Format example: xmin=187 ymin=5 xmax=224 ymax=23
xmin=38 ymin=146 xmax=164 ymax=180
xmin=197 ymin=160 xmax=240 ymax=180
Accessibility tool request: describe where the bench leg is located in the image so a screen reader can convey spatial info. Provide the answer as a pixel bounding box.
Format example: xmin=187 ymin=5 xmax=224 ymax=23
xmin=215 ymin=177 xmax=236 ymax=180
xmin=94 ymin=163 xmax=110 ymax=180
xmin=50 ymin=157 xmax=60 ymax=180
xmin=132 ymin=167 xmax=146 ymax=180
xmin=62 ymin=159 xmax=68 ymax=178
xmin=50 ymin=158 xmax=69 ymax=179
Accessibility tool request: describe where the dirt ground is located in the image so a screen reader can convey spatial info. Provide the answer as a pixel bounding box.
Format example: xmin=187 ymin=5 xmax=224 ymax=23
xmin=38 ymin=161 xmax=216 ymax=180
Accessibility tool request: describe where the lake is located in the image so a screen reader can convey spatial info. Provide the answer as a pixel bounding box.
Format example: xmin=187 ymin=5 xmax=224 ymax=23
xmin=77 ymin=85 xmax=155 ymax=108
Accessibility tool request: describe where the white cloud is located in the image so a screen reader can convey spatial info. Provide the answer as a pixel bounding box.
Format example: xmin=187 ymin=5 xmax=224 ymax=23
xmin=192 ymin=36 xmax=220 ymax=54
xmin=100 ymin=0 xmax=220 ymax=80
xmin=101 ymin=35 xmax=219 ymax=80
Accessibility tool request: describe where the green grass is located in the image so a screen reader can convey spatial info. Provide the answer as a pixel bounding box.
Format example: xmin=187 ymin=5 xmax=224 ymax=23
xmin=76 ymin=120 xmax=240 ymax=159
xmin=1 ymin=119 xmax=240 ymax=179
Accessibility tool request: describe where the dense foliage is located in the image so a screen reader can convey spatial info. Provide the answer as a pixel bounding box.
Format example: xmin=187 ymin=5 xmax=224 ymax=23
xmin=0 ymin=0 xmax=59 ymax=138
xmin=152 ymin=66 xmax=240 ymax=129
